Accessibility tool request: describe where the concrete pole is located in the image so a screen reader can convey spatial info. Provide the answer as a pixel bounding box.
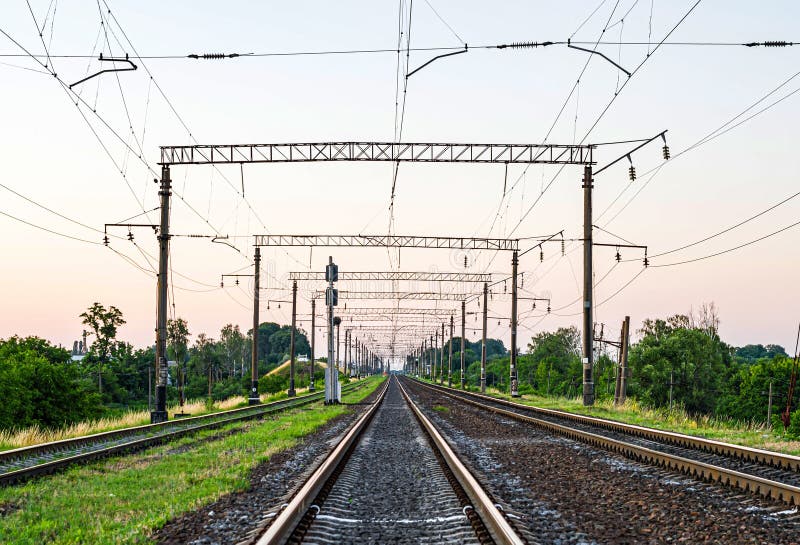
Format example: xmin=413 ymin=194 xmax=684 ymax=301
xmin=510 ymin=250 xmax=520 ymax=397
xmin=288 ymin=280 xmax=297 ymax=396
xmin=440 ymin=322 xmax=445 ymax=385
xmin=309 ymin=298 xmax=316 ymax=392
xmin=151 ymin=165 xmax=171 ymax=424
xmin=582 ymin=165 xmax=595 ymax=406
xmin=448 ymin=314 xmax=454 ymax=387
xmin=249 ymin=247 xmax=261 ymax=404
xmin=481 ymin=282 xmax=488 ymax=393
xmin=461 ymin=300 xmax=466 ymax=389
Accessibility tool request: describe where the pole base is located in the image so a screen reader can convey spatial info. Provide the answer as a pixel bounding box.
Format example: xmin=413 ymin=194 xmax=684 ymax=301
xmin=150 ymin=411 xmax=168 ymax=424
xmin=287 ymin=388 xmax=296 ymax=397
xmin=248 ymin=397 xmax=261 ymax=405
xmin=309 ymin=384 xmax=316 ymax=392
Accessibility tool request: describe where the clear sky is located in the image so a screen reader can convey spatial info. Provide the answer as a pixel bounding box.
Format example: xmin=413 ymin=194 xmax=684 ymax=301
xmin=1 ymin=1 xmax=799 ymax=366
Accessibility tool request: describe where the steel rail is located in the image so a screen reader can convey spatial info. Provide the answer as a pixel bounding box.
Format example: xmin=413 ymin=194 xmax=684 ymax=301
xmin=255 ymin=378 xmax=391 ymax=545
xmin=410 ymin=379 xmax=800 ymax=505
xmin=396 ymin=378 xmax=526 ymax=545
xmin=414 ymin=380 xmax=800 ymax=472
xmin=0 ymin=382 xmax=365 ymax=486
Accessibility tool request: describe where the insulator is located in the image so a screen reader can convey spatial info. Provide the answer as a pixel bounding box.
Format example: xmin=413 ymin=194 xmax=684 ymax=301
xmin=127 ymin=231 xmax=134 ymax=241
xmin=498 ymin=320 xmax=501 ymax=326
xmin=503 ymin=281 xmax=507 ymax=293
xmin=103 ymin=235 xmax=109 ymax=246
xmin=220 ymin=280 xmax=224 ymax=288
xmin=547 ymin=305 xmax=551 ymax=313
xmin=615 ymin=250 xmax=621 ymax=262
xmin=521 ymin=272 xmax=524 ymax=288
xmin=278 ymin=303 xmax=281 ymax=309
xmin=235 ymin=279 xmax=239 ymax=286
xmin=540 ymin=250 xmax=544 ymax=262
xmin=643 ymin=256 xmax=649 ymax=267
xmin=497 ymin=41 xmax=553 ymax=49
xmin=662 ymin=145 xmax=670 ymax=160
xmin=764 ymin=41 xmax=790 ymax=47
xmin=267 ymin=303 xmax=270 ymax=310
xmin=532 ymin=302 xmax=536 ymax=310
xmin=464 ymin=255 xmax=468 ymax=268
xmin=628 ymin=165 xmax=636 ymax=181
xmin=561 ymin=239 xmax=565 ymax=255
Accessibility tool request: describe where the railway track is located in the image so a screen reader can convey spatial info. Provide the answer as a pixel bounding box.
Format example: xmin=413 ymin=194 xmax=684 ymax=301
xmin=0 ymin=381 xmax=367 ymax=486
xmin=255 ymin=376 xmax=527 ymax=545
xmin=407 ymin=377 xmax=800 ymax=506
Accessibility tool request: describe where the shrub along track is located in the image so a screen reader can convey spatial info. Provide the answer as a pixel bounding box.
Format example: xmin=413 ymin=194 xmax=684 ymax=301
xmin=402 ymin=377 xmax=800 ymax=545
xmin=0 ymin=382 xmax=368 ymax=486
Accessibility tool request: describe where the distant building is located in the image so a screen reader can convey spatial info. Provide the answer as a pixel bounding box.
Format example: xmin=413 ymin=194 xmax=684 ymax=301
xmin=70 ymin=331 xmax=89 ymax=362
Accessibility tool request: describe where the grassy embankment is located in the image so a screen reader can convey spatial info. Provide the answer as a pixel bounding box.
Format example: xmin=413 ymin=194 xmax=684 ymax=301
xmin=0 ymin=386 xmax=321 ymax=452
xmin=420 ymin=377 xmax=800 ymax=455
xmin=0 ymin=376 xmax=385 ymax=545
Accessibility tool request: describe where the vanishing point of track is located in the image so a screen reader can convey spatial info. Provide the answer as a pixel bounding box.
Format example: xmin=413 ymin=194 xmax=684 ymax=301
xmin=256 ymin=376 xmax=527 ymax=545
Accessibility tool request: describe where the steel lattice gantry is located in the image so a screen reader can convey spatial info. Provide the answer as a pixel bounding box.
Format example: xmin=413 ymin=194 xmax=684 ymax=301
xmin=313 ymin=291 xmax=475 ymax=301
xmin=159 ymin=141 xmax=595 ymax=166
xmin=255 ymin=235 xmax=518 ymax=251
xmin=288 ymin=271 xmax=492 ymax=282
xmin=336 ymin=307 xmax=458 ymax=317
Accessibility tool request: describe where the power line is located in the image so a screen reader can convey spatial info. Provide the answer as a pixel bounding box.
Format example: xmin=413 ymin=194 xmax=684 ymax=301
xmin=2 ymin=40 xmax=795 ymax=61
xmin=650 ymin=218 xmax=800 ymax=268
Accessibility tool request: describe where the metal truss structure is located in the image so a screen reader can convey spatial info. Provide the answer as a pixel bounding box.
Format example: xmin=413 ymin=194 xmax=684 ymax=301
xmin=313 ymin=290 xmax=476 ymax=301
xmin=337 ymin=307 xmax=458 ymax=316
xmin=288 ymin=271 xmax=492 ymax=282
xmin=256 ymin=235 xmax=518 ymax=251
xmin=341 ymin=315 xmax=452 ymax=323
xmin=160 ymin=141 xmax=595 ymax=166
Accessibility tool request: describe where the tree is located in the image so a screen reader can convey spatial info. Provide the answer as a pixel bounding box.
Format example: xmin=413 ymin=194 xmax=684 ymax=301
xmin=79 ymin=303 xmax=126 ymax=394
xmin=628 ymin=314 xmax=732 ymax=414
xmin=219 ymin=324 xmax=245 ymax=378
xmin=0 ymin=336 xmax=101 ymax=429
xmin=167 ymin=318 xmax=191 ymax=407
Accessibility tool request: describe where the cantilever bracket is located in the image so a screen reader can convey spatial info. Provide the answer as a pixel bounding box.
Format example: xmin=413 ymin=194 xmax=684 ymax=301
xmin=406 ymin=44 xmax=468 ymax=79
xmin=567 ymin=39 xmax=631 ymax=77
xmin=69 ymin=53 xmax=138 ymax=89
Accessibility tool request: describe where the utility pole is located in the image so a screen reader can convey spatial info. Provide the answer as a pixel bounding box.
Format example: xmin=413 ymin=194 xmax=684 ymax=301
xmin=249 ymin=247 xmax=261 ymax=404
xmin=617 ymin=316 xmax=630 ymax=405
xmin=325 ymin=257 xmax=340 ymax=404
xmin=440 ymin=322 xmax=445 ymax=385
xmin=448 ymin=314 xmax=454 ymax=387
xmin=481 ymin=282 xmax=488 ymax=393
xmin=309 ymin=298 xmax=316 ymax=392
xmin=344 ymin=329 xmax=349 ymax=377
xmin=336 ymin=319 xmax=341 ymax=373
xmin=767 ymin=380 xmax=774 ymax=425
xmin=151 ymin=165 xmax=171 ymax=424
xmin=582 ymin=165 xmax=595 ymax=406
xmin=614 ymin=316 xmax=631 ymax=405
xmin=461 ymin=300 xmax=466 ymax=389
xmin=422 ymin=338 xmax=427 ymax=378
xmin=510 ymin=250 xmax=520 ymax=397
xmin=288 ymin=280 xmax=297 ymax=397
xmin=669 ymin=370 xmax=675 ymax=409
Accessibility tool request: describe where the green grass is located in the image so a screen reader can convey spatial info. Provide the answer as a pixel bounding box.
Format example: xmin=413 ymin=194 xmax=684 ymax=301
xmin=0 ymin=388 xmax=320 ymax=452
xmin=432 ymin=405 xmax=450 ymax=413
xmin=0 ymin=376 xmax=385 ymax=545
xmin=417 ymin=377 xmax=800 ymax=456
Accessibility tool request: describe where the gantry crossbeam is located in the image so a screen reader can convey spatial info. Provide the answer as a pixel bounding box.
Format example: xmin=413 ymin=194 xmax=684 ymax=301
xmin=159 ymin=142 xmax=595 ymax=166
xmin=338 ymin=307 xmax=457 ymax=316
xmin=313 ymin=291 xmax=475 ymax=301
xmin=256 ymin=235 xmax=518 ymax=251
xmin=289 ymin=271 xmax=492 ymax=282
